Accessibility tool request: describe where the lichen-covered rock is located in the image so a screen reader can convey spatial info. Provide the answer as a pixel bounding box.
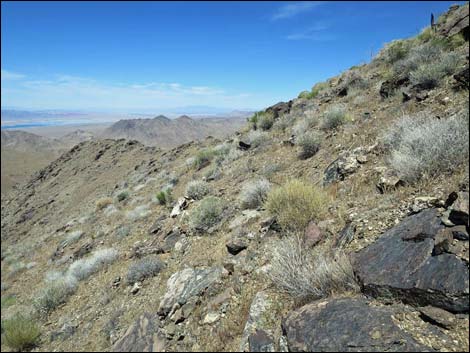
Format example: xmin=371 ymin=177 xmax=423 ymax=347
xmin=282 ymin=298 xmax=431 ymax=352
xmin=111 ymin=313 xmax=165 ymax=352
xmin=158 ymin=267 xmax=223 ymax=317
xmin=354 ymin=209 xmax=469 ymax=313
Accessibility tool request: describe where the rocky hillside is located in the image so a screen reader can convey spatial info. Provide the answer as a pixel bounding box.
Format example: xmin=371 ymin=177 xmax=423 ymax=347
xmin=1 ymin=4 xmax=469 ymax=352
xmin=100 ymin=115 xmax=246 ymax=148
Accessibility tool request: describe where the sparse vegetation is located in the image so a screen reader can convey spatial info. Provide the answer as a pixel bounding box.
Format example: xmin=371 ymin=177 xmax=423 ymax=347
xmin=126 ymin=204 xmax=151 ymax=220
xmin=156 ymin=187 xmax=173 ymax=206
xmin=67 ymin=248 xmax=118 ymax=281
xmin=192 ymin=148 xmax=216 ymax=170
xmin=383 ymin=109 xmax=469 ymax=183
xmin=1 ymin=295 xmax=16 ymax=309
xmin=268 ymin=235 xmax=359 ymax=300
xmin=61 ymin=230 xmax=83 ymax=247
xmin=96 ymin=197 xmax=113 ymax=211
xmin=186 ymin=180 xmax=210 ymax=200
xmin=2 ymin=314 xmax=40 ymax=351
xmin=126 ymin=257 xmax=165 ymax=284
xmin=384 ymin=39 xmax=412 ymax=64
xmin=321 ymin=105 xmax=347 ymax=130
xmin=116 ymin=190 xmax=130 ymax=202
xmin=257 ymin=111 xmax=275 ymax=131
xmin=246 ymin=130 xmax=269 ymax=148
xmin=188 ymin=196 xmax=225 ymax=232
xmin=296 ymin=132 xmax=321 ymax=159
xmin=265 ymin=179 xmax=328 ymax=232
xmin=34 ymin=275 xmax=77 ymax=315
xmin=239 ymin=179 xmax=271 ymax=209
xmin=310 ymin=81 xmax=329 ymax=98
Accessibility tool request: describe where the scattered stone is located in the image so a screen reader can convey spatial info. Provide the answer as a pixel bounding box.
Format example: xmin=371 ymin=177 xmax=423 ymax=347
xmin=226 ymin=238 xmax=248 ymax=255
xmin=419 ymin=306 xmax=458 ymax=329
xmin=112 ymin=276 xmax=121 ymax=288
xmin=437 ymin=2 xmax=469 ymax=38
xmin=229 ymin=210 xmax=261 ymax=230
xmin=448 ymin=191 xmax=469 ymax=226
xmin=323 ymin=148 xmax=368 ymax=185
xmin=451 ymin=225 xmax=469 ymax=240
xmin=453 ymin=65 xmax=469 ymax=90
xmin=203 ymin=312 xmax=220 ymax=325
xmin=304 ymin=221 xmax=323 ymax=248
xmin=130 ymin=282 xmax=141 ymax=295
xmin=377 ymin=169 xmax=404 ymax=193
xmin=239 ymin=291 xmax=272 ymax=352
xmin=170 ymin=197 xmax=188 ymax=218
xmin=111 ymin=312 xmax=166 ymax=352
xmin=238 ymin=141 xmax=251 ymax=150
xmin=158 ymin=267 xmax=223 ymax=317
xmin=248 ymin=329 xmax=275 ymax=352
xmin=282 ymin=298 xmax=432 ymax=352
xmin=148 ymin=215 xmax=166 ymax=235
xmin=265 ymin=100 xmax=292 ymax=119
xmin=50 ymin=322 xmax=78 ymax=342
xmin=354 ymin=209 xmax=469 ymax=313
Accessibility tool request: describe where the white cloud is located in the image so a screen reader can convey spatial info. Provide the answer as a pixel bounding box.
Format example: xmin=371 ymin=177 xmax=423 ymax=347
xmin=1 ymin=73 xmax=270 ymax=111
xmin=271 ymin=1 xmax=324 ymax=21
xmin=285 ymin=23 xmax=333 ymax=41
xmin=1 ymin=69 xmax=26 ymax=80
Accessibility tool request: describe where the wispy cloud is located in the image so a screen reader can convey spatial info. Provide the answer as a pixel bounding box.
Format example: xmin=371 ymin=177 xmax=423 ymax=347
xmin=285 ymin=23 xmax=334 ymax=41
xmin=1 ymin=69 xmax=26 ymax=80
xmin=1 ymin=73 xmax=266 ymax=111
xmin=271 ymin=1 xmax=324 ymax=21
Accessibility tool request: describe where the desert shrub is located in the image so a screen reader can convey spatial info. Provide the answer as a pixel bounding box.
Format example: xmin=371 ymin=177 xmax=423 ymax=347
xmin=188 ymin=196 xmax=225 ymax=232
xmin=204 ymin=164 xmax=222 ymax=181
xmin=239 ymin=179 xmax=271 ymax=209
xmin=383 ymin=109 xmax=469 ymax=183
xmin=246 ymin=130 xmax=269 ymax=148
xmin=61 ymin=230 xmax=83 ymax=247
xmin=116 ymin=225 xmax=131 ymax=239
xmin=410 ymin=62 xmax=443 ymax=89
xmin=126 ymin=257 xmax=165 ymax=284
xmin=292 ymin=115 xmax=317 ymax=137
xmin=1 ymin=295 xmax=16 ymax=309
xmin=156 ymin=187 xmax=173 ymax=206
xmin=436 ymin=51 xmax=461 ymax=76
xmin=310 ymin=81 xmax=329 ymax=98
xmin=273 ymin=115 xmax=292 ymax=131
xmin=67 ymin=248 xmax=118 ymax=281
xmin=265 ymin=180 xmax=328 ymax=232
xmin=298 ymin=90 xmax=312 ymax=99
xmin=321 ymin=105 xmax=347 ymax=130
xmin=186 ymin=180 xmax=210 ymax=200
xmin=34 ymin=275 xmax=77 ymax=315
xmin=2 ymin=314 xmax=40 ymax=351
xmin=384 ymin=39 xmax=412 ymax=63
xmin=192 ymin=148 xmax=215 ymax=170
xmin=96 ymin=197 xmax=113 ymax=211
xmin=296 ymin=132 xmax=321 ymax=159
xmin=257 ymin=112 xmax=275 ymax=131
xmin=116 ymin=191 xmax=129 ymax=202
xmin=268 ymin=235 xmax=359 ymax=300
xmin=126 ymin=204 xmax=151 ymax=220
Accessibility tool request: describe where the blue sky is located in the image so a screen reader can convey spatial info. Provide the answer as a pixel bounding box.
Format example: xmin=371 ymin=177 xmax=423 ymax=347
xmin=1 ymin=1 xmax=464 ymax=113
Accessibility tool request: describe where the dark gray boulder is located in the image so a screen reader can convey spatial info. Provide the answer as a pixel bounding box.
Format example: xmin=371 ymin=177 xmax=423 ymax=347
xmin=282 ymin=298 xmax=432 ymax=352
xmin=354 ymin=209 xmax=469 ymax=313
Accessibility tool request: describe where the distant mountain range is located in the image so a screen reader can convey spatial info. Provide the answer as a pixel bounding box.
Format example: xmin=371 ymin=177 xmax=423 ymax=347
xmin=100 ymin=114 xmax=247 ymax=148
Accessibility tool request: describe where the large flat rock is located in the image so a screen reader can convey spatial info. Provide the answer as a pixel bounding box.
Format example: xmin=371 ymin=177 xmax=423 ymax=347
xmin=354 ymin=209 xmax=469 ymax=313
xmin=282 ymin=298 xmax=431 ymax=352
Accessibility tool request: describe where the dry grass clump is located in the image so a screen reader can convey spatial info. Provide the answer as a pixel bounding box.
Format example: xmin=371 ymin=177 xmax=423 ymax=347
xmin=265 ymin=179 xmax=329 ymax=232
xmin=2 ymin=313 xmax=40 ymax=351
xmin=321 ymin=105 xmax=348 ymax=130
xmin=67 ymin=248 xmax=118 ymax=281
xmin=95 ymin=197 xmax=113 ymax=211
xmin=268 ymin=235 xmax=359 ymax=300
xmin=239 ymin=179 xmax=271 ymax=209
xmin=188 ymin=196 xmax=225 ymax=232
xmin=296 ymin=131 xmax=321 ymax=159
xmin=382 ymin=109 xmax=469 ymax=183
xmin=34 ymin=274 xmax=77 ymax=315
xmin=185 ymin=180 xmax=210 ymax=200
xmin=126 ymin=257 xmax=165 ymax=284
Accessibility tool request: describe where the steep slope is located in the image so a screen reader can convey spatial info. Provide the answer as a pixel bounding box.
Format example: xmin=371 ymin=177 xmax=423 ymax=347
xmin=1 ymin=4 xmax=469 ymax=352
xmin=1 ymin=131 xmax=67 ymax=194
xmin=100 ymin=114 xmax=246 ymax=148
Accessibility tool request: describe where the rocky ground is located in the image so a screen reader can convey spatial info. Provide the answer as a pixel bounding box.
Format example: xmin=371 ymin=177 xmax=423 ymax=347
xmin=1 ymin=3 xmax=469 ymax=352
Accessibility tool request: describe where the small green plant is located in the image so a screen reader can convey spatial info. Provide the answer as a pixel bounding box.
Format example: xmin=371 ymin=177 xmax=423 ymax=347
xmin=186 ymin=180 xmax=210 ymax=200
xmin=296 ymin=132 xmax=321 ymax=159
xmin=265 ymin=179 xmax=328 ymax=232
xmin=1 ymin=295 xmax=16 ymax=309
xmin=384 ymin=39 xmax=412 ymax=63
xmin=156 ymin=187 xmax=173 ymax=205
xmin=321 ymin=105 xmax=347 ymax=130
xmin=298 ymin=90 xmax=312 ymax=99
xmin=2 ymin=314 xmax=40 ymax=351
xmin=310 ymin=81 xmax=329 ymax=98
xmin=257 ymin=111 xmax=275 ymax=131
xmin=116 ymin=191 xmax=129 ymax=202
xmin=188 ymin=196 xmax=225 ymax=232
xmin=126 ymin=257 xmax=165 ymax=284
xmin=192 ymin=148 xmax=216 ymax=170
